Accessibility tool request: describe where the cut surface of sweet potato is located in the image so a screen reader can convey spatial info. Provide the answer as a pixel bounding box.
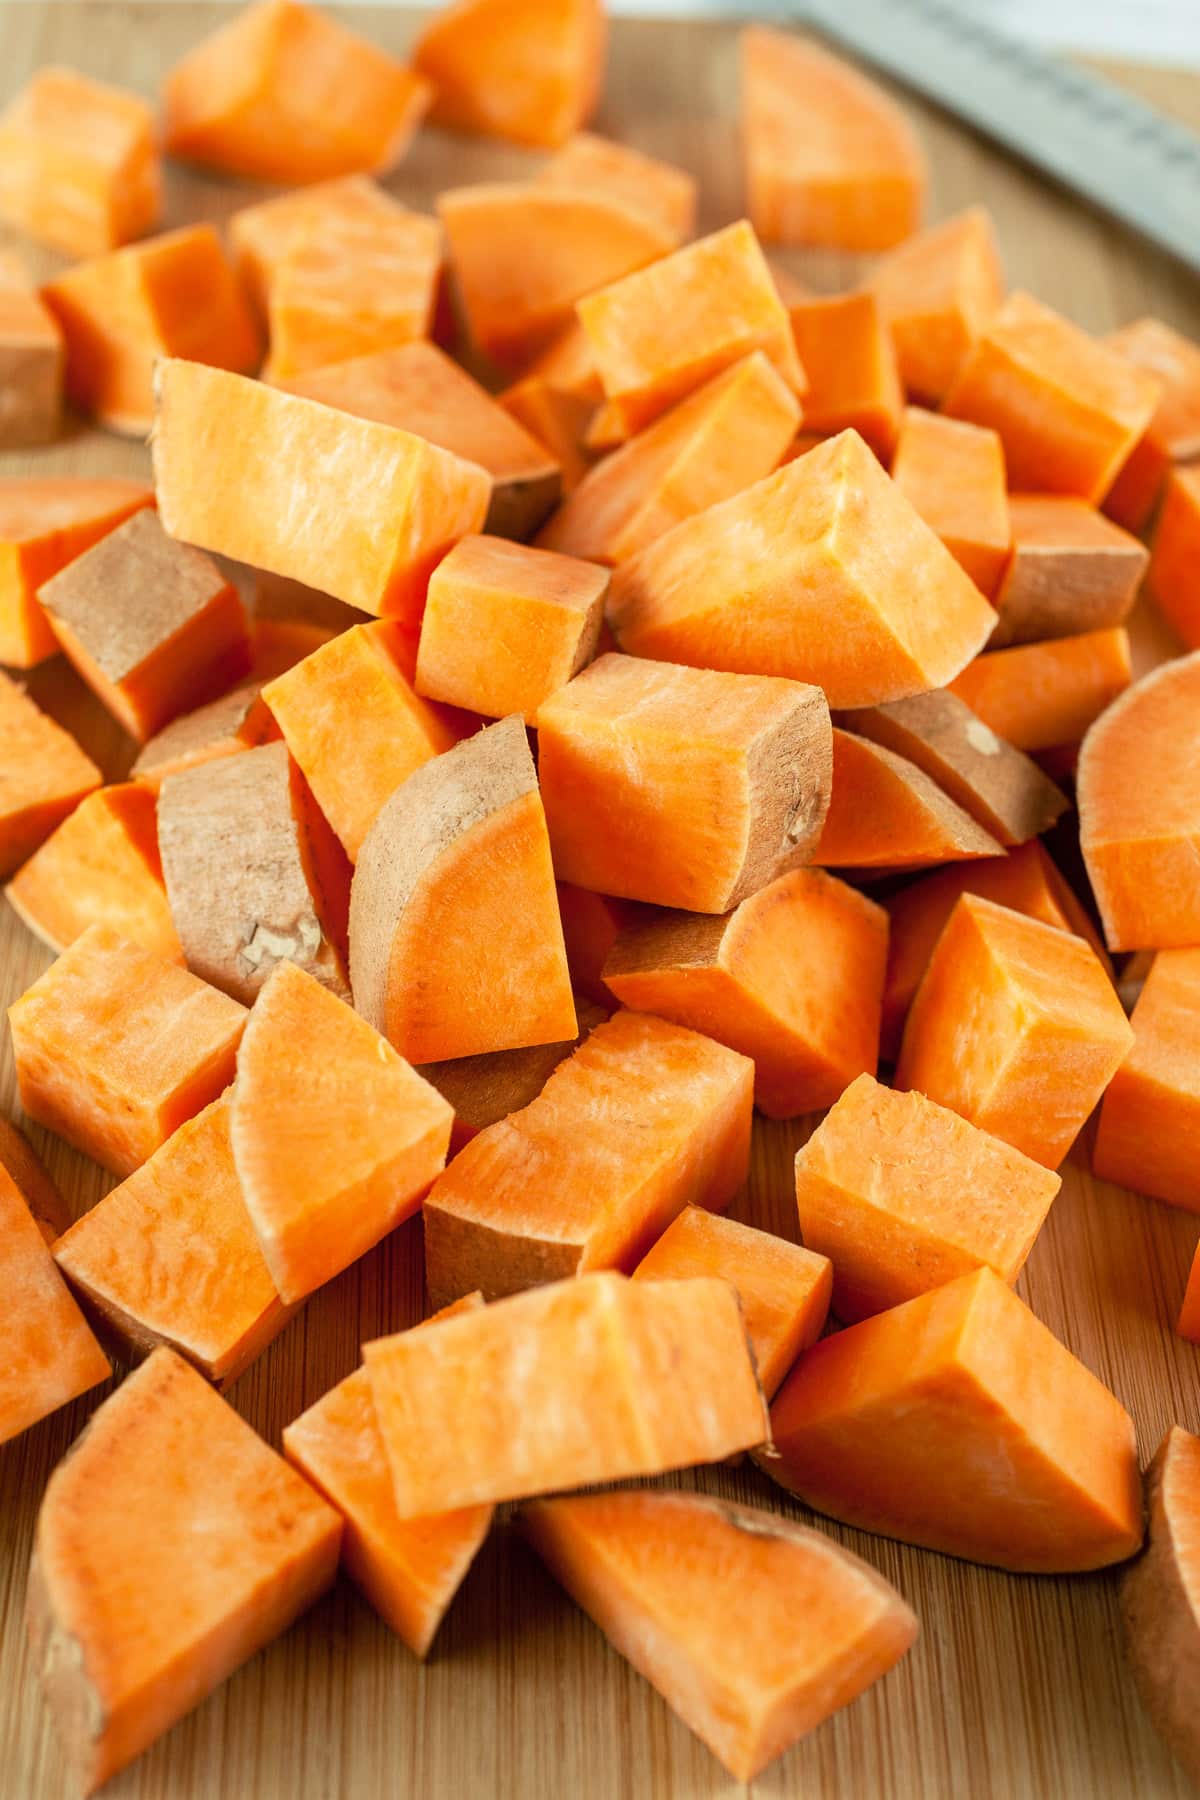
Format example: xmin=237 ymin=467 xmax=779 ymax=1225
xmin=229 ymin=175 xmax=409 ymax=318
xmin=0 ymin=1115 xmax=70 ymax=1245
xmin=537 ymin=132 xmax=695 ymax=242
xmin=1093 ymin=948 xmax=1200 ymax=1212
xmin=786 ymin=291 xmax=903 ymax=460
xmin=817 ymin=728 xmax=1003 ymax=870
xmin=0 ymin=476 xmax=152 ymax=669
xmin=890 ymin=406 xmax=1009 ymax=596
xmin=131 ymin=683 xmax=277 ymax=790
xmin=420 ymin=996 xmax=606 ymax=1152
xmin=867 ymin=207 xmax=1004 ymax=402
xmin=1104 ymin=318 xmax=1200 ymax=531
xmin=1148 ymin=466 xmax=1200 ymax=649
xmin=413 ymin=0 xmax=605 ymax=148
xmin=0 ymin=671 xmax=100 ymax=876
xmin=949 ymin=626 xmax=1132 ymax=754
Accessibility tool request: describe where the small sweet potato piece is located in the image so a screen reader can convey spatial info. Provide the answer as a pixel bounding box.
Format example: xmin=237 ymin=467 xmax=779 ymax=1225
xmin=989 ymin=494 xmax=1148 ymax=649
xmin=890 ymin=406 xmax=1010 ymax=596
xmin=1093 ymin=949 xmax=1200 ymax=1212
xmin=0 ymin=1115 xmax=70 ymax=1244
xmin=817 ymin=729 xmax=1003 ymax=870
xmin=0 ymin=251 xmax=63 ymax=447
xmin=949 ymin=626 xmax=1132 ymax=754
xmin=0 ymin=671 xmax=100 ymax=875
xmin=0 ymin=476 xmax=153 ymax=669
xmin=132 ymin=683 xmax=277 ymax=789
xmin=555 ymin=883 xmax=640 ymax=1005
xmin=1148 ymin=465 xmax=1200 ymax=648
xmin=229 ymin=175 xmax=410 ymax=318
xmin=867 ymin=207 xmax=1004 ymax=402
xmin=1121 ymin=1427 xmax=1200 ymax=1786
xmin=420 ymin=996 xmax=607 ymax=1152
xmin=413 ymin=0 xmax=605 ymax=148
xmin=537 ymin=133 xmax=695 ymax=242
xmin=787 ymin=292 xmax=903 ymax=460
xmin=499 ymin=376 xmax=596 ymax=496
xmin=1105 ymin=318 xmax=1200 ymax=531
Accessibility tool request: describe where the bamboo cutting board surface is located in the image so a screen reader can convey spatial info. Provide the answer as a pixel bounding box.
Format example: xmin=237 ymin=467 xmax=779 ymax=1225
xmin=0 ymin=8 xmax=1198 ymax=1797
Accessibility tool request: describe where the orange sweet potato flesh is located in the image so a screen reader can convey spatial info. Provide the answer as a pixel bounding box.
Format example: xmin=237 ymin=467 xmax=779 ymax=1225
xmin=817 ymin=729 xmax=1002 ymax=870
xmin=500 ymin=377 xmax=596 ymax=497
xmin=1121 ymin=1427 xmax=1200 ymax=1785
xmin=895 ymin=893 xmax=1133 ymax=1168
xmin=608 ymin=430 xmax=996 ymax=706
xmin=516 ymin=315 xmax=604 ymax=402
xmin=163 ymin=0 xmax=431 ymax=183
xmin=0 ymin=1115 xmax=71 ymax=1245
xmin=741 ymin=28 xmax=925 ymax=251
xmin=0 ymin=1166 xmax=109 ymax=1447
xmin=523 ymin=1490 xmax=917 ymax=1782
xmin=420 ymin=996 xmax=607 ymax=1152
xmin=555 ymin=884 xmax=641 ymax=1005
xmin=633 ymin=1207 xmax=830 ymax=1397
xmin=414 ymin=0 xmax=605 ymax=148
xmin=0 ymin=476 xmax=152 ymax=669
xmin=0 ymin=672 xmax=100 ymax=877
xmin=52 ymin=1093 xmax=291 ymax=1386
xmin=27 ymin=1346 xmax=341 ymax=1794
xmin=229 ymin=175 xmax=410 ymax=319
xmin=1077 ymin=651 xmax=1200 ymax=951
xmin=989 ymin=494 xmax=1148 ymax=650
xmin=538 ymin=132 xmax=695 ymax=243
xmin=423 ymin=1008 xmax=753 ymax=1305
xmin=1093 ymin=949 xmax=1200 ymax=1212
xmin=949 ymin=626 xmax=1132 ymax=754
xmin=1149 ymin=466 xmax=1200 ymax=648
xmin=283 ymin=1294 xmax=492 ymax=1657
xmin=604 ymin=869 xmax=886 ymax=1119
xmin=231 ymin=960 xmax=452 ymax=1303
xmin=1105 ymin=319 xmax=1200 ymax=532
xmin=787 ymin=292 xmax=903 ymax=460
xmin=363 ymin=1271 xmax=768 ymax=1517
xmin=131 ymin=683 xmax=278 ymax=790
xmin=867 ymin=207 xmax=1004 ymax=403
xmin=890 ymin=407 xmax=1010 ymax=597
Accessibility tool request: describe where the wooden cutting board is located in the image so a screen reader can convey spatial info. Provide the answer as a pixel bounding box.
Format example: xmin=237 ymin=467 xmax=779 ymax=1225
xmin=0 ymin=8 xmax=1198 ymax=1796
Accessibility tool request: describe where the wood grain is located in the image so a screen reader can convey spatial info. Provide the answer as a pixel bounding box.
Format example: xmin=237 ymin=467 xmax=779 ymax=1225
xmin=0 ymin=10 xmax=1198 ymax=1797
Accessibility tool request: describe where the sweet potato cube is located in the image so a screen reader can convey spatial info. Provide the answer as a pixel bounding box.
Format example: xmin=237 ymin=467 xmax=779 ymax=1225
xmin=229 ymin=176 xmax=411 ymax=317
xmin=890 ymin=407 xmax=1010 ymax=596
xmin=27 ymin=1346 xmax=341 ymax=1793
xmin=9 ymin=923 xmax=246 ymax=1178
xmin=0 ymin=251 xmax=63 ymax=447
xmin=1093 ymin=949 xmax=1200 ymax=1212
xmin=420 ymin=997 xmax=606 ymax=1152
xmin=740 ymin=27 xmax=926 ymax=252
xmin=817 ymin=728 xmax=1002 ymax=870
xmin=0 ymin=1115 xmax=71 ymax=1245
xmin=500 ymin=376 xmax=596 ymax=496
xmin=0 ymin=476 xmax=152 ymax=669
xmin=6 ymin=783 xmax=180 ymax=960
xmin=0 ymin=66 xmax=161 ymax=258
xmin=787 ymin=292 xmax=903 ymax=460
xmin=283 ymin=1294 xmax=492 ymax=1656
xmin=1105 ymin=318 xmax=1200 ymax=531
xmin=632 ymin=1208 xmax=830 ymax=1397
xmin=1149 ymin=465 xmax=1200 ymax=648
xmin=759 ymin=1267 xmax=1141 ymax=1572
xmin=415 ymin=535 xmax=606 ymax=725
xmin=989 ymin=494 xmax=1148 ymax=649
xmin=1121 ymin=1428 xmax=1200 ymax=1785
xmin=896 ymin=893 xmax=1133 ymax=1167
xmin=163 ymin=0 xmax=430 ymax=182
xmin=132 ymin=683 xmax=277 ymax=789
xmin=538 ymin=132 xmax=695 ymax=242
xmin=52 ymin=1094 xmax=290 ymax=1385
xmin=537 ymin=653 xmax=831 ymax=911
xmin=944 ymin=291 xmax=1162 ymax=502
xmin=0 ymin=672 xmax=101 ymax=876
xmin=867 ymin=207 xmax=1004 ymax=403
xmin=604 ymin=868 xmax=886 ymax=1119
xmin=153 ymin=360 xmax=491 ymax=628
xmin=42 ymin=225 xmax=261 ymax=438
xmin=363 ymin=1272 xmax=768 ymax=1516
xmin=413 ymin=0 xmax=604 ymax=148
xmin=423 ymin=1009 xmax=753 ymax=1305
xmin=949 ymin=626 xmax=1132 ymax=754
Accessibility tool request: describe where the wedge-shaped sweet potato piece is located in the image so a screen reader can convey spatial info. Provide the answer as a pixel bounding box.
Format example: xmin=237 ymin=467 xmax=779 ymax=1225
xmin=787 ymin=292 xmax=902 ymax=460
xmin=795 ymin=1075 xmax=1060 ymax=1322
xmin=576 ymin=221 xmax=802 ymax=436
xmin=159 ymin=741 xmax=349 ymax=1005
xmin=0 ymin=66 xmax=161 ymax=258
xmin=608 ymin=430 xmax=995 ymax=704
xmin=350 ymin=715 xmax=575 ymax=1061
xmin=28 ymin=1345 xmax=341 ymax=1793
xmin=421 ymin=996 xmax=606 ymax=1152
xmin=949 ymin=626 xmax=1132 ymax=754
xmin=284 ymin=1294 xmax=492 ymax=1655
xmin=42 ymin=225 xmax=261 ymax=437
xmin=1105 ymin=319 xmax=1200 ymax=531
xmin=524 ymin=1489 xmax=916 ymax=1782
xmin=1149 ymin=465 xmax=1200 ymax=648
xmin=944 ymin=292 xmax=1162 ymax=502
xmin=538 ymin=132 xmax=695 ymax=242
xmin=896 ymin=893 xmax=1133 ymax=1167
xmin=890 ymin=407 xmax=1009 ymax=597
xmin=604 ymin=869 xmax=885 ymax=1119
xmin=817 ymin=729 xmax=1002 ymax=870
xmin=0 ymin=476 xmax=152 ymax=668
xmin=229 ymin=175 xmax=410 ymax=318
xmin=153 ymin=361 xmax=490 ymax=628
xmin=841 ymin=691 xmax=1067 ymax=848
xmin=1121 ymin=1428 xmax=1200 ymax=1784
xmin=760 ymin=1267 xmax=1141 ymax=1572
xmin=132 ymin=682 xmax=277 ymax=789
xmin=1093 ymin=949 xmax=1200 ymax=1212
xmin=1077 ymin=651 xmax=1200 ymax=951
xmin=536 ymin=351 xmax=799 ymax=564
xmin=0 ymin=250 xmax=63 ymax=447
xmin=867 ymin=207 xmax=1004 ymax=402
xmin=423 ymin=1009 xmax=752 ymax=1305
xmin=364 ymin=1271 xmax=767 ymax=1516
xmin=537 ymin=653 xmax=831 ymax=911
xmin=0 ymin=1167 xmax=108 ymax=1446
xmin=633 ymin=1209 xmax=830 ymax=1398
xmin=52 ymin=1094 xmax=290 ymax=1385
xmin=284 ymin=342 xmax=562 ymax=541
xmin=163 ymin=0 xmax=430 ymax=182
xmin=0 ymin=671 xmax=100 ymax=876
xmin=437 ymin=185 xmax=671 ymax=370
xmin=9 ymin=923 xmax=246 ymax=1178
xmin=0 ymin=1115 xmax=70 ymax=1245
xmin=413 ymin=0 xmax=604 ymax=148
xmin=989 ymin=494 xmax=1148 ymax=649
xmin=6 ymin=783 xmax=180 ymax=960
xmin=500 ymin=376 xmax=596 ymax=495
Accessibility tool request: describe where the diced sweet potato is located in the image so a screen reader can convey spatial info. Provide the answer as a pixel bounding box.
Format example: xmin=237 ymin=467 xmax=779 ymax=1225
xmin=949 ymin=626 xmax=1132 ymax=755
xmin=229 ymin=175 xmax=411 ymax=318
xmin=537 ymin=132 xmax=695 ymax=242
xmin=1105 ymin=319 xmax=1200 ymax=531
xmin=867 ymin=207 xmax=1004 ymax=402
xmin=500 ymin=376 xmax=596 ymax=496
xmin=787 ymin=292 xmax=902 ymax=460
xmin=132 ymin=683 xmax=277 ymax=789
xmin=0 ymin=476 xmax=152 ymax=669
xmin=0 ymin=671 xmax=100 ymax=875
xmin=413 ymin=0 xmax=605 ymax=148
xmin=516 ymin=316 xmax=604 ymax=402
xmin=1093 ymin=949 xmax=1200 ymax=1211
xmin=989 ymin=494 xmax=1148 ymax=649
xmin=0 ymin=1115 xmax=70 ymax=1245
xmin=0 ymin=251 xmax=63 ymax=447
xmin=1148 ymin=465 xmax=1200 ymax=648
xmin=420 ymin=996 xmax=606 ymax=1152
xmin=817 ymin=728 xmax=1002 ymax=870
xmin=555 ymin=883 xmax=640 ymax=1004
xmin=1121 ymin=1428 xmax=1200 ymax=1785
xmin=890 ymin=407 xmax=1010 ymax=596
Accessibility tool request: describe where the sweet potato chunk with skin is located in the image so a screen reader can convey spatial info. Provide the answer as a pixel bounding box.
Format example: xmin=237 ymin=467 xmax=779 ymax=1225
xmin=0 ymin=1115 xmax=71 ymax=1245
xmin=949 ymin=626 xmax=1132 ymax=754
xmin=633 ymin=1208 xmax=830 ymax=1397
xmin=759 ymin=1267 xmax=1141 ymax=1572
xmin=159 ymin=741 xmax=349 ymax=1006
xmin=537 ymin=133 xmax=695 ymax=243
xmin=1149 ymin=466 xmax=1200 ymax=648
xmin=132 ymin=683 xmax=277 ymax=790
xmin=52 ymin=1094 xmax=290 ymax=1385
xmin=9 ymin=923 xmax=247 ymax=1179
xmin=989 ymin=494 xmax=1148 ymax=650
xmin=896 ymin=894 xmax=1134 ymax=1168
xmin=944 ymin=291 xmax=1162 ymax=502
xmin=795 ymin=1075 xmax=1060 ymax=1322
xmin=6 ymin=783 xmax=180 ymax=961
xmin=42 ymin=225 xmax=262 ymax=438
xmin=817 ymin=729 xmax=1003 ymax=871
xmin=230 ymin=176 xmax=411 ymax=318
xmin=416 ymin=535 xmax=607 ymax=725
xmin=284 ymin=1295 xmax=492 ymax=1656
xmin=421 ymin=997 xmax=607 ymax=1152
xmin=364 ymin=1272 xmax=768 ymax=1517
xmin=350 ymin=715 xmax=576 ymax=1062
xmin=0 ymin=1167 xmax=108 ymax=1446
xmin=787 ymin=293 xmax=903 ymax=461
xmin=0 ymin=671 xmax=100 ymax=876
xmin=28 ymin=1346 xmax=341 ymax=1794
xmin=1122 ymin=1428 xmax=1200 ymax=1785
xmin=537 ymin=654 xmax=831 ymax=912
xmin=608 ymin=430 xmax=995 ymax=705
xmin=604 ymin=869 xmax=886 ymax=1119
xmin=1093 ymin=949 xmax=1200 ymax=1212
xmin=1105 ymin=318 xmax=1200 ymax=532
xmin=867 ymin=207 xmax=1004 ymax=403
xmin=413 ymin=0 xmax=604 ymax=148
xmin=154 ymin=361 xmax=491 ymax=628
xmin=1077 ymin=651 xmax=1200 ymax=951
xmin=0 ymin=66 xmax=161 ymax=258
xmin=163 ymin=0 xmax=430 ymax=183
xmin=0 ymin=251 xmax=63 ymax=447
xmin=422 ymin=1009 xmax=752 ymax=1305
xmin=230 ymin=961 xmax=452 ymax=1303
xmin=0 ymin=477 xmax=152 ymax=669
xmin=890 ymin=407 xmax=1010 ymax=597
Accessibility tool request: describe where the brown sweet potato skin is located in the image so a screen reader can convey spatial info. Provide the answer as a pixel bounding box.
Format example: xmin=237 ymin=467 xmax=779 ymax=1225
xmin=1121 ymin=1429 xmax=1200 ymax=1785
